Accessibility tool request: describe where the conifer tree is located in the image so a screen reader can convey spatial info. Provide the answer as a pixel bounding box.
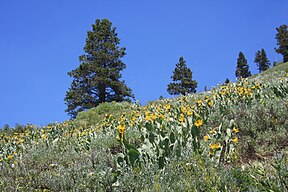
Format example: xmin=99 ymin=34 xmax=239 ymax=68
xmin=275 ymin=24 xmax=288 ymax=62
xmin=65 ymin=19 xmax=134 ymax=118
xmin=254 ymin=48 xmax=270 ymax=73
xmin=167 ymin=57 xmax=197 ymax=95
xmin=159 ymin=95 xmax=164 ymax=100
xmin=235 ymin=52 xmax=251 ymax=79
xmin=225 ymin=78 xmax=230 ymax=84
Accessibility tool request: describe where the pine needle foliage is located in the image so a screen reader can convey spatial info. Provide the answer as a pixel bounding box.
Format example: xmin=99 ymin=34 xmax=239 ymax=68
xmin=275 ymin=24 xmax=288 ymax=62
xmin=235 ymin=52 xmax=251 ymax=78
xmin=254 ymin=48 xmax=270 ymax=73
xmin=167 ymin=57 xmax=197 ymax=95
xmin=65 ymin=19 xmax=134 ymax=118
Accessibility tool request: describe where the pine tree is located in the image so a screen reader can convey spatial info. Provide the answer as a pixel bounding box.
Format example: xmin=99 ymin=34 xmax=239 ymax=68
xmin=225 ymin=78 xmax=230 ymax=84
xmin=65 ymin=19 xmax=134 ymax=118
xmin=275 ymin=24 xmax=288 ymax=62
xmin=254 ymin=48 xmax=270 ymax=73
xmin=167 ymin=57 xmax=197 ymax=95
xmin=254 ymin=50 xmax=261 ymax=70
xmin=159 ymin=95 xmax=164 ymax=100
xmin=235 ymin=52 xmax=251 ymax=78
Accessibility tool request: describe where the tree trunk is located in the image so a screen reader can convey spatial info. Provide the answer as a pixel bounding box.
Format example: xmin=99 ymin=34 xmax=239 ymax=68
xmin=99 ymin=83 xmax=106 ymax=103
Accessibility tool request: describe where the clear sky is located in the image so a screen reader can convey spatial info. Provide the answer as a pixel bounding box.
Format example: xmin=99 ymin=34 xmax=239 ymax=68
xmin=0 ymin=0 xmax=287 ymax=127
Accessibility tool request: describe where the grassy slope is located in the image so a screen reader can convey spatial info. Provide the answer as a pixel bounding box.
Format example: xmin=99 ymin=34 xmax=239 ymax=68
xmin=250 ymin=61 xmax=288 ymax=80
xmin=1 ymin=62 xmax=288 ymax=191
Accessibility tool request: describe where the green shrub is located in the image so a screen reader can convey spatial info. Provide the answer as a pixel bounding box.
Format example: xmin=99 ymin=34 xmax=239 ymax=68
xmin=75 ymin=101 xmax=133 ymax=127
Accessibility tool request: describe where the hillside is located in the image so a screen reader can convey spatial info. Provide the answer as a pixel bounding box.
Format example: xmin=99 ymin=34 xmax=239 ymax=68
xmin=250 ymin=61 xmax=288 ymax=81
xmin=1 ymin=62 xmax=288 ymax=191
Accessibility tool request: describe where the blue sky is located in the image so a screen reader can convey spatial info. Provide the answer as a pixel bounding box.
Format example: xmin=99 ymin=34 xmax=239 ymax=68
xmin=0 ymin=0 xmax=287 ymax=127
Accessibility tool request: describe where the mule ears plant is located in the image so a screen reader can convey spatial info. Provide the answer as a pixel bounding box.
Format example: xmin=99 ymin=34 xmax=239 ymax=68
xmin=167 ymin=57 xmax=197 ymax=96
xmin=275 ymin=24 xmax=288 ymax=62
xmin=65 ymin=18 xmax=134 ymax=119
xmin=254 ymin=48 xmax=270 ymax=73
xmin=235 ymin=52 xmax=251 ymax=79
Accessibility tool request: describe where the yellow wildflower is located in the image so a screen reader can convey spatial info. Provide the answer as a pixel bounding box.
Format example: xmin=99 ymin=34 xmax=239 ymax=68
xmin=209 ymin=149 xmax=214 ymax=156
xmin=232 ymin=127 xmax=239 ymax=133
xmin=165 ymin=104 xmax=171 ymax=111
xmin=41 ymin=134 xmax=47 ymax=140
xmin=7 ymin=155 xmax=13 ymax=160
xmin=183 ymin=96 xmax=188 ymax=102
xmin=178 ymin=114 xmax=185 ymax=123
xmin=196 ymin=100 xmax=202 ymax=107
xmin=117 ymin=124 xmax=126 ymax=140
xmin=203 ymin=135 xmax=209 ymax=141
xmin=181 ymin=106 xmax=187 ymax=114
xmin=151 ymin=114 xmax=158 ymax=120
xmin=232 ymin=137 xmax=238 ymax=143
xmin=187 ymin=110 xmax=193 ymax=116
xmin=210 ymin=143 xmax=221 ymax=150
xmin=208 ymin=100 xmax=213 ymax=107
xmin=194 ymin=119 xmax=203 ymax=127
xmin=130 ymin=116 xmax=137 ymax=126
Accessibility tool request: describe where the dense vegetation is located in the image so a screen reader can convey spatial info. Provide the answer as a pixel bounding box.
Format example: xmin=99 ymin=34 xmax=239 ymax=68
xmin=1 ymin=62 xmax=288 ymax=191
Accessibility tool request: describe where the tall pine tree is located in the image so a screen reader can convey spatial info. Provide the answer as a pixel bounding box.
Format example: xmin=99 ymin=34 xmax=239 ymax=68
xmin=275 ymin=24 xmax=288 ymax=63
xmin=254 ymin=48 xmax=270 ymax=73
xmin=167 ymin=57 xmax=197 ymax=95
xmin=65 ymin=19 xmax=134 ymax=118
xmin=235 ymin=52 xmax=251 ymax=79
